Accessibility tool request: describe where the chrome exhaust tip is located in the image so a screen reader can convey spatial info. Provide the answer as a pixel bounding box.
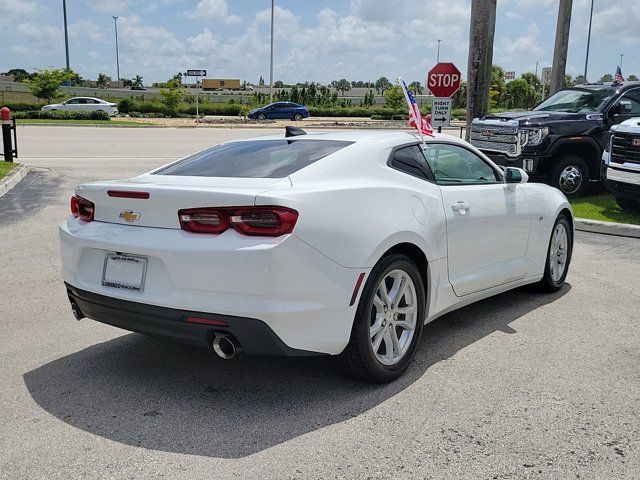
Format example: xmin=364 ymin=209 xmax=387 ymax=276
xmin=69 ymin=299 xmax=84 ymax=321
xmin=212 ymin=333 xmax=241 ymax=359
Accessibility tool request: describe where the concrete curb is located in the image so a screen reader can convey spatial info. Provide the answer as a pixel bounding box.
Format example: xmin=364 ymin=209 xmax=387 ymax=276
xmin=575 ymin=217 xmax=640 ymax=239
xmin=0 ymin=164 xmax=29 ymax=199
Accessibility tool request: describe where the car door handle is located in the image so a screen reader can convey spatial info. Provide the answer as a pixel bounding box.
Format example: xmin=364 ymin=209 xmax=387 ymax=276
xmin=451 ymin=202 xmax=471 ymax=214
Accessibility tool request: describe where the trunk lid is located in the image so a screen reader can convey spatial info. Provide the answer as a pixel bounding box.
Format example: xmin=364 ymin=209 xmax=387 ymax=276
xmin=77 ymin=175 xmax=290 ymax=229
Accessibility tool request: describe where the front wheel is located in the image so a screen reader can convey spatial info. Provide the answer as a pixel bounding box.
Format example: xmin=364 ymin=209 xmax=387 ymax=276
xmin=538 ymin=214 xmax=573 ymax=292
xmin=550 ymin=155 xmax=589 ymax=197
xmin=257 ymin=113 xmax=266 ymax=120
xmin=338 ymin=254 xmax=425 ymax=383
xmin=292 ymin=113 xmax=302 ymax=121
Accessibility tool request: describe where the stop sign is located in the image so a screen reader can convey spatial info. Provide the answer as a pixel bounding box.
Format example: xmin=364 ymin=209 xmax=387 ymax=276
xmin=427 ymin=63 xmax=461 ymax=98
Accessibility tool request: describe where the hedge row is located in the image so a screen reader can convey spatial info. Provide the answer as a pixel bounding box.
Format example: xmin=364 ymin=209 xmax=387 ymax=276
xmin=117 ymin=98 xmax=243 ymax=116
xmin=12 ymin=110 xmax=111 ymax=120
xmin=1 ymin=103 xmax=46 ymax=112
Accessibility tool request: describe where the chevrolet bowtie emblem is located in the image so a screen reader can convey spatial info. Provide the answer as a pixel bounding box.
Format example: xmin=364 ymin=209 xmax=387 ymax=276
xmin=119 ymin=210 xmax=140 ymax=222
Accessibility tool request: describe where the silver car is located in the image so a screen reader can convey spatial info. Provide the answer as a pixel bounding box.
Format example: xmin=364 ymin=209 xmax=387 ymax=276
xmin=41 ymin=97 xmax=118 ymax=116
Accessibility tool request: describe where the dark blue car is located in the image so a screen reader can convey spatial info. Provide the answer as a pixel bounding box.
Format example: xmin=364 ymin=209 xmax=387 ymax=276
xmin=248 ymin=102 xmax=310 ymax=121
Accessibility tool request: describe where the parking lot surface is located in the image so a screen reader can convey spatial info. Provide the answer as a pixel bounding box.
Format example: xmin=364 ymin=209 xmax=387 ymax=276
xmin=1 ymin=126 xmax=639 ymax=479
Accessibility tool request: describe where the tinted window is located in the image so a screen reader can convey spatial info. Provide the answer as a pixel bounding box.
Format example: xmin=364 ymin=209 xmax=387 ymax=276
xmin=155 ymin=140 xmax=353 ymax=178
xmin=389 ymin=145 xmax=431 ymax=180
xmin=614 ymin=89 xmax=640 ymax=114
xmin=423 ymin=144 xmax=498 ymax=184
xmin=534 ymin=87 xmax=616 ymax=113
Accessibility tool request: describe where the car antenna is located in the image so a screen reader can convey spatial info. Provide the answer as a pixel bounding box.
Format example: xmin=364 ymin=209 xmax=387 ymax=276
xmin=285 ymin=126 xmax=307 ymax=137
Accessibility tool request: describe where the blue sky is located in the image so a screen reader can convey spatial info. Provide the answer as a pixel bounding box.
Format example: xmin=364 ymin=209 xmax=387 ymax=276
xmin=1 ymin=0 xmax=638 ymax=85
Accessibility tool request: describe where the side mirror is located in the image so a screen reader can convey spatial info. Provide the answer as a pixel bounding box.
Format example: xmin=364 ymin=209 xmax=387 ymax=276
xmin=504 ymin=167 xmax=528 ymax=187
xmin=620 ymin=100 xmax=633 ymax=113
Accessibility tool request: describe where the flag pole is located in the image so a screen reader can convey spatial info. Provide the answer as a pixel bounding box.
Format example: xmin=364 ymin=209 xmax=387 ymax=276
xmin=398 ymin=77 xmax=426 ymax=147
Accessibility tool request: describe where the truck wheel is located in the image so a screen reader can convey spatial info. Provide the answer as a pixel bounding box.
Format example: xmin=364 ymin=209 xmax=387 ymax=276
xmin=550 ymin=155 xmax=589 ymax=197
xmin=616 ymin=196 xmax=640 ymax=213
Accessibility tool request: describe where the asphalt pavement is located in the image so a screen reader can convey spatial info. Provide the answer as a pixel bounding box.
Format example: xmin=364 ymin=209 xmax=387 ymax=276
xmin=0 ymin=126 xmax=639 ymax=479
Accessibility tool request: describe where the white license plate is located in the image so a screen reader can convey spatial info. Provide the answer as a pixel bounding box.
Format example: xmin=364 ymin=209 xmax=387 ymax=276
xmin=102 ymin=254 xmax=148 ymax=292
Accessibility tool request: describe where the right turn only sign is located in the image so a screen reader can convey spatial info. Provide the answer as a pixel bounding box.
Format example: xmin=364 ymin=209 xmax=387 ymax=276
xmin=431 ymin=97 xmax=452 ymax=128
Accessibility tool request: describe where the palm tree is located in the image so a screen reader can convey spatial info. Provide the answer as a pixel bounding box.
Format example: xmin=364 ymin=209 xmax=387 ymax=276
xmin=408 ymin=81 xmax=423 ymax=95
xmin=336 ymin=78 xmax=351 ymax=96
xmin=131 ymin=75 xmax=144 ymax=89
xmin=96 ymin=73 xmax=111 ymax=88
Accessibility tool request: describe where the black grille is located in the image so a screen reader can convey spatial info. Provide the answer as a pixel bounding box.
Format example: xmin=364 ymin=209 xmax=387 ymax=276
xmin=611 ymin=132 xmax=640 ymax=165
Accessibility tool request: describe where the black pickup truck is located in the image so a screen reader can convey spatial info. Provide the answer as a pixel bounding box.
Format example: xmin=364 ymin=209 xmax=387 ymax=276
xmin=470 ymin=82 xmax=640 ymax=196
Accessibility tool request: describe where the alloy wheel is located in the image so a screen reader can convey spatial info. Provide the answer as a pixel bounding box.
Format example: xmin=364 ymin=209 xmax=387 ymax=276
xmin=549 ymin=223 xmax=569 ymax=282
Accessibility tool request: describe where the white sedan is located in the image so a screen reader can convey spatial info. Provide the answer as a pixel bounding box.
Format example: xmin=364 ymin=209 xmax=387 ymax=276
xmin=59 ymin=129 xmax=573 ymax=382
xmin=42 ymin=97 xmax=118 ymax=116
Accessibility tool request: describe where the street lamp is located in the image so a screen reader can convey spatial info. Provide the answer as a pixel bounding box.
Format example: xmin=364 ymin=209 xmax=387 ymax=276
xmin=619 ymin=53 xmax=624 ymax=70
xmin=62 ymin=0 xmax=70 ymax=71
xmin=583 ymin=0 xmax=594 ymax=82
xmin=436 ymin=39 xmax=441 ymax=63
xmin=269 ymin=0 xmax=274 ymax=103
xmin=113 ymin=16 xmax=120 ymax=86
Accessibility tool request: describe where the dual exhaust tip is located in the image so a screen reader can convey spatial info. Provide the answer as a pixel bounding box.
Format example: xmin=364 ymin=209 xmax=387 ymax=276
xmin=212 ymin=333 xmax=241 ymax=360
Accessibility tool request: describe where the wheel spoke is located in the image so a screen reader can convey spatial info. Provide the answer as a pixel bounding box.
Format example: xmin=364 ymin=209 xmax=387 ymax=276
xmin=390 ymin=327 xmax=401 ymax=356
xmin=383 ymin=330 xmax=394 ymax=362
xmin=388 ymin=274 xmax=407 ymax=305
xmin=396 ymin=304 xmax=416 ymax=315
xmin=395 ymin=320 xmax=415 ymax=331
xmin=377 ymin=282 xmax=390 ymax=307
xmin=373 ymin=294 xmax=385 ymax=311
xmin=372 ymin=329 xmax=384 ymax=352
xmin=370 ymin=318 xmax=384 ymax=337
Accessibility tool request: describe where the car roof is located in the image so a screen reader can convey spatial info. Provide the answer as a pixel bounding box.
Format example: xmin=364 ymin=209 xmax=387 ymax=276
xmin=231 ymin=129 xmax=465 ymax=148
xmin=573 ymin=82 xmax=640 ymax=91
xmin=69 ymin=97 xmax=105 ymax=102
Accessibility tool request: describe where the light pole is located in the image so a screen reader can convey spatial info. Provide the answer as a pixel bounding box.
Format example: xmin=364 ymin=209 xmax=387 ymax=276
xmin=269 ymin=0 xmax=274 ymax=103
xmin=583 ymin=0 xmax=594 ymax=82
xmin=62 ymin=0 xmax=70 ymax=72
xmin=113 ymin=16 xmax=120 ymax=86
xmin=436 ymin=39 xmax=441 ymax=62
xmin=619 ymin=53 xmax=624 ymax=70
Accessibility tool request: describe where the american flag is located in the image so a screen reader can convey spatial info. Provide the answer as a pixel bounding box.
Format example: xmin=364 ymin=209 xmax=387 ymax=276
xmin=400 ymin=79 xmax=433 ymax=138
xmin=614 ymin=66 xmax=625 ymax=84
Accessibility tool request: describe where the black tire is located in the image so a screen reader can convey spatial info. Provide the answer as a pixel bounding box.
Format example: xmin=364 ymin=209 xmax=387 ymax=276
xmin=338 ymin=254 xmax=425 ymax=383
xmin=538 ymin=214 xmax=573 ymax=292
xmin=257 ymin=113 xmax=266 ymax=120
xmin=549 ymin=155 xmax=589 ymax=197
xmin=615 ymin=196 xmax=640 ymax=213
xmin=293 ymin=113 xmax=302 ymax=121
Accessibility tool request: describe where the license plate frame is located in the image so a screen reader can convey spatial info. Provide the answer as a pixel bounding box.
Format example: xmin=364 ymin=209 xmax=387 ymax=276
xmin=101 ymin=253 xmax=148 ymax=292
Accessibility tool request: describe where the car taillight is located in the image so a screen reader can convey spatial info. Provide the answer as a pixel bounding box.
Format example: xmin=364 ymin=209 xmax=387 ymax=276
xmin=70 ymin=195 xmax=95 ymax=221
xmin=178 ymin=206 xmax=298 ymax=236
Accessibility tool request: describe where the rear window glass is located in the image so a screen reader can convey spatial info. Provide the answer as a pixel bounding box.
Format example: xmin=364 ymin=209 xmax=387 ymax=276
xmin=154 ymin=139 xmax=353 ymax=178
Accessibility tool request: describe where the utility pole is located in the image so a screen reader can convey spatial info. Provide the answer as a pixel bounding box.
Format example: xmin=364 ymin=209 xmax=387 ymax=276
xmin=113 ymin=16 xmax=120 ymax=86
xmin=550 ymin=0 xmax=572 ymax=95
xmin=62 ymin=0 xmax=70 ymax=72
xmin=269 ymin=0 xmax=274 ymax=103
xmin=583 ymin=0 xmax=594 ymax=82
xmin=465 ymin=0 xmax=497 ymax=139
xmin=619 ymin=53 xmax=624 ymax=70
xmin=436 ymin=39 xmax=441 ymax=62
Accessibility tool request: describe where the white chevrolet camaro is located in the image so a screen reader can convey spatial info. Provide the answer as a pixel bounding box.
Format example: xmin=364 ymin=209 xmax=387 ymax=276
xmin=60 ymin=128 xmax=573 ymax=382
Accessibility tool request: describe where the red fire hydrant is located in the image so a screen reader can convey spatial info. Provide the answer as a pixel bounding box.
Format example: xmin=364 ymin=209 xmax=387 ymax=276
xmin=1 ymin=107 xmax=14 ymax=162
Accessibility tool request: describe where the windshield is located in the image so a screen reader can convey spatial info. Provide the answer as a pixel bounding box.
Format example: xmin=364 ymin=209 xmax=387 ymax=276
xmin=154 ymin=139 xmax=353 ymax=178
xmin=533 ymin=88 xmax=616 ymax=113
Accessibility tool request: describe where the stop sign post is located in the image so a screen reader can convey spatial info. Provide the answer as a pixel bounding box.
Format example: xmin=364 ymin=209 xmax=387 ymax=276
xmin=427 ymin=63 xmax=461 ymax=132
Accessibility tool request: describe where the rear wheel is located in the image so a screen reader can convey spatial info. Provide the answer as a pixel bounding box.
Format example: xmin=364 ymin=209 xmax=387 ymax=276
xmin=615 ymin=196 xmax=640 ymax=213
xmin=550 ymin=155 xmax=589 ymax=197
xmin=538 ymin=214 xmax=573 ymax=292
xmin=257 ymin=113 xmax=266 ymax=120
xmin=338 ymin=254 xmax=425 ymax=383
xmin=293 ymin=113 xmax=303 ymax=121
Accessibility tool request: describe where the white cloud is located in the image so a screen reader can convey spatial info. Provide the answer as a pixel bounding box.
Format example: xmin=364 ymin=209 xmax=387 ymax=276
xmin=70 ymin=20 xmax=108 ymax=44
xmin=2 ymin=0 xmax=38 ymax=15
xmin=86 ymin=0 xmax=134 ymax=14
xmin=185 ymin=0 xmax=241 ymax=25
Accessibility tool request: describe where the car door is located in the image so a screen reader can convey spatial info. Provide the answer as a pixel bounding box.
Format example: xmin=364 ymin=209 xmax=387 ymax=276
xmin=61 ymin=98 xmax=78 ymax=112
xmin=422 ymin=142 xmax=532 ymax=296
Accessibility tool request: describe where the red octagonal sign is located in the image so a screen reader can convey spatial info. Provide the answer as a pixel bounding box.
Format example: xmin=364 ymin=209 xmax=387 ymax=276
xmin=427 ymin=63 xmax=461 ymax=98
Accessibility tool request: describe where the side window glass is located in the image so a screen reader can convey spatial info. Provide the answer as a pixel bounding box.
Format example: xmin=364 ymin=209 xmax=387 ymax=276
xmin=389 ymin=145 xmax=430 ymax=181
xmin=617 ymin=90 xmax=640 ymax=114
xmin=78 ymin=99 xmax=87 ymax=104
xmin=423 ymin=144 xmax=498 ymax=184
xmin=66 ymin=99 xmax=77 ymax=104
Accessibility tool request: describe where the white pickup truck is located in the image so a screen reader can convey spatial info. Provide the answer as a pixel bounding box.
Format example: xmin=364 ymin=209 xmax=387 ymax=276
xmin=602 ymin=118 xmax=640 ymax=212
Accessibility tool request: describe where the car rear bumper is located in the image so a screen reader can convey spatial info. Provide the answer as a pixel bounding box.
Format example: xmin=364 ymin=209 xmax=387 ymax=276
xmin=65 ymin=283 xmax=321 ymax=355
xmin=59 ymin=218 xmax=366 ymax=355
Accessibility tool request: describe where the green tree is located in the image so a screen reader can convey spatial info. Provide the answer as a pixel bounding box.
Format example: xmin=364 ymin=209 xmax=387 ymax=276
xmin=574 ymin=75 xmax=586 ymax=85
xmin=490 ymin=65 xmax=506 ymax=109
xmin=408 ymin=81 xmax=423 ymax=95
xmin=96 ymin=73 xmax=111 ymax=88
xmin=274 ymin=80 xmax=284 ymax=88
xmin=600 ymin=73 xmax=613 ymax=83
xmin=505 ymin=78 xmax=532 ymax=109
xmin=628 ymin=74 xmax=638 ymax=81
xmin=384 ymin=85 xmax=405 ymax=111
xmin=132 ymin=75 xmax=144 ymax=89
xmin=335 ymin=78 xmax=350 ymax=96
xmin=159 ymin=78 xmax=183 ymax=115
xmin=520 ymin=72 xmax=542 ymax=108
xmin=375 ymin=76 xmax=391 ymax=95
xmin=451 ymin=81 xmax=467 ymax=109
xmin=25 ymin=69 xmax=73 ymax=103
xmin=258 ymin=75 xmax=265 ymax=86
xmin=2 ymin=68 xmax=34 ymax=82
xmin=563 ymin=74 xmax=574 ymax=88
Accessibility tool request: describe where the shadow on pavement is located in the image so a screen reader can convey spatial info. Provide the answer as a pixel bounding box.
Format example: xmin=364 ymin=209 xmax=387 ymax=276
xmin=24 ymin=284 xmax=570 ymax=458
